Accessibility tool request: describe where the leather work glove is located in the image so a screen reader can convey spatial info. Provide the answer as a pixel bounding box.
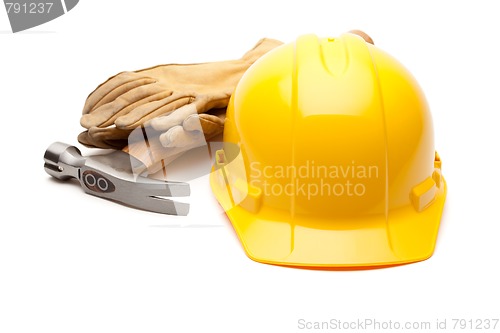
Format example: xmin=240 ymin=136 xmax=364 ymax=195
xmin=78 ymin=31 xmax=373 ymax=173
xmin=78 ymin=38 xmax=283 ymax=150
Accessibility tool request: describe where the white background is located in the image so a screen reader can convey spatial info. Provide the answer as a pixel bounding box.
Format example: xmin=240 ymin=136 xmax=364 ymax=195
xmin=1 ymin=1 xmax=499 ymax=332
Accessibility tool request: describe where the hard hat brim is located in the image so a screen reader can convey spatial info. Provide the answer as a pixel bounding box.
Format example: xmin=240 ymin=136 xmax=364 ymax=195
xmin=212 ymin=174 xmax=447 ymax=268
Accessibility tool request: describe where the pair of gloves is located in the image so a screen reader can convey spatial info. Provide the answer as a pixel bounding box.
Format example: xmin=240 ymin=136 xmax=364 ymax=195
xmin=79 ymin=31 xmax=373 ymax=172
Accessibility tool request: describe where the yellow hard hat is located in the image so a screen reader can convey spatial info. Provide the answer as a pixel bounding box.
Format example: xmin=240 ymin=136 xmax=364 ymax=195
xmin=210 ymin=33 xmax=447 ymax=268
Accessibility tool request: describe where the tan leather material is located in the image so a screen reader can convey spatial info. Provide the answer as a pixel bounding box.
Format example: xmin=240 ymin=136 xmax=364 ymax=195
xmin=77 ymin=127 xmax=131 ymax=150
xmin=187 ymin=112 xmax=226 ymax=137
xmin=348 ymin=30 xmax=374 ymax=44
xmin=78 ymin=32 xmax=372 ymax=172
xmin=78 ymin=38 xmax=283 ymax=150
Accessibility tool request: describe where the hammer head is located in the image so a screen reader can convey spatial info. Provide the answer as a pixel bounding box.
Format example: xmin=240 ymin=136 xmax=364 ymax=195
xmin=44 ymin=142 xmax=85 ymax=180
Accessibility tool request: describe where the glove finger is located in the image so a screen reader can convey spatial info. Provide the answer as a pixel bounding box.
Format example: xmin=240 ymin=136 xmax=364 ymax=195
xmin=115 ymin=92 xmax=194 ymax=130
xmin=183 ymin=113 xmax=225 ymax=139
xmin=83 ymin=72 xmax=155 ymax=114
xmin=159 ymin=125 xmax=204 ymax=148
xmin=77 ymin=130 xmax=98 ymax=148
xmin=189 ymin=92 xmax=231 ymax=114
xmin=146 ymin=142 xmax=204 ymax=174
xmin=86 ymin=77 xmax=157 ymax=114
xmin=80 ymin=84 xmax=170 ymax=128
xmin=147 ymin=103 xmax=198 ymax=132
xmin=78 ymin=128 xmax=130 ymax=149
xmin=143 ymin=91 xmax=230 ymax=133
xmin=126 ymin=134 xmax=188 ymax=174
